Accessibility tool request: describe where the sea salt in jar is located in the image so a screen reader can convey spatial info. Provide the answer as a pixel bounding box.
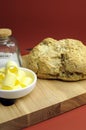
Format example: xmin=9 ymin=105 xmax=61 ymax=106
xmin=0 ymin=28 xmax=22 ymax=68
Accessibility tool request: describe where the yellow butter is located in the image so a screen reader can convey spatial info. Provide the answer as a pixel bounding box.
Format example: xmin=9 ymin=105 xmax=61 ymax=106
xmin=6 ymin=61 xmax=18 ymax=69
xmin=17 ymin=69 xmax=26 ymax=82
xmin=0 ymin=67 xmax=5 ymax=73
xmin=12 ymin=84 xmax=22 ymax=90
xmin=0 ymin=61 xmax=33 ymax=90
xmin=0 ymin=83 xmax=2 ymax=89
xmin=1 ymin=86 xmax=13 ymax=90
xmin=8 ymin=66 xmax=18 ymax=74
xmin=21 ymin=77 xmax=33 ymax=87
xmin=2 ymin=71 xmax=17 ymax=87
xmin=0 ymin=72 xmax=5 ymax=83
xmin=6 ymin=61 xmax=18 ymax=75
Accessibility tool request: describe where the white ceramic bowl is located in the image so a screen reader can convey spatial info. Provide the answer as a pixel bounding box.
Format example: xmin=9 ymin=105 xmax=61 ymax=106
xmin=0 ymin=67 xmax=37 ymax=99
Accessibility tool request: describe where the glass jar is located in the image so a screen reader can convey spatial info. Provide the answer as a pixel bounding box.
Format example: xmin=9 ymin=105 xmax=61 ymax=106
xmin=0 ymin=28 xmax=22 ymax=68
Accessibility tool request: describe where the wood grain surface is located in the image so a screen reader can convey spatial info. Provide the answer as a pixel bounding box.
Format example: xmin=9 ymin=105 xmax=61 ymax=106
xmin=0 ymin=55 xmax=86 ymax=130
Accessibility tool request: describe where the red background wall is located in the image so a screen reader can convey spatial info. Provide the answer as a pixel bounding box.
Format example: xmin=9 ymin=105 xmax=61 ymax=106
xmin=0 ymin=0 xmax=86 ymax=53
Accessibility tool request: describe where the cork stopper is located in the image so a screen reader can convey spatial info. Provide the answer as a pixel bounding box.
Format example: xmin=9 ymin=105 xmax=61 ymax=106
xmin=0 ymin=28 xmax=12 ymax=38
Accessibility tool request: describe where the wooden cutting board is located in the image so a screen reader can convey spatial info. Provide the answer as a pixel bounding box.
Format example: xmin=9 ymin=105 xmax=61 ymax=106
xmin=0 ymin=55 xmax=86 ymax=130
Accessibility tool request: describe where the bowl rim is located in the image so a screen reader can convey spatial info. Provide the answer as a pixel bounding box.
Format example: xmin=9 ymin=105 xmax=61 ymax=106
xmin=0 ymin=67 xmax=37 ymax=93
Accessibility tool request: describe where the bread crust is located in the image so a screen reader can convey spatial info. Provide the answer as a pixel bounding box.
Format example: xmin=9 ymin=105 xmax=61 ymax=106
xmin=26 ymin=38 xmax=86 ymax=81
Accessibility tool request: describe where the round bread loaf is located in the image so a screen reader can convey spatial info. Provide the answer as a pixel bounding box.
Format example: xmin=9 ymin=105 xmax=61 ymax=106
xmin=26 ymin=38 xmax=86 ymax=81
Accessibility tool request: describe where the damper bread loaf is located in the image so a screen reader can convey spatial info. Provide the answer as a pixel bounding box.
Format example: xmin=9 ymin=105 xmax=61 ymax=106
xmin=24 ymin=38 xmax=86 ymax=81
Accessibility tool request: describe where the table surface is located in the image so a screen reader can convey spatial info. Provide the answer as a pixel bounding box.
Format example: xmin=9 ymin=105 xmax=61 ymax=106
xmin=23 ymin=105 xmax=86 ymax=130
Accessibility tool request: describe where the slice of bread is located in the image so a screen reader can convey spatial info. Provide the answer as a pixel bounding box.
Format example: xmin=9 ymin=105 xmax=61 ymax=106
xmin=25 ymin=38 xmax=86 ymax=81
